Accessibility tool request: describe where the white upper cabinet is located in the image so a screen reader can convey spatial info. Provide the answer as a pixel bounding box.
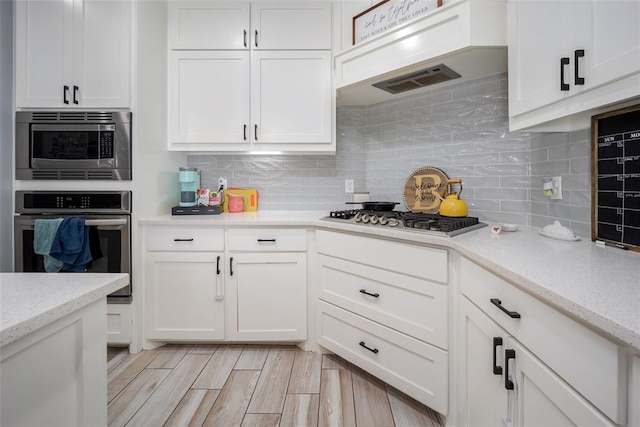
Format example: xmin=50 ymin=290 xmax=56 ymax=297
xmin=15 ymin=0 xmax=132 ymax=109
xmin=508 ymin=0 xmax=640 ymax=131
xmin=169 ymin=50 xmax=250 ymax=144
xmin=251 ymin=50 xmax=332 ymax=144
xmin=167 ymin=1 xmax=334 ymax=153
xmin=168 ymin=1 xmax=250 ymax=50
xmin=251 ymin=2 xmax=332 ymax=49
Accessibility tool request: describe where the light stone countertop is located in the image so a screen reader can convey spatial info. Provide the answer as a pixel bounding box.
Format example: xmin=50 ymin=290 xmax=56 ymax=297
xmin=0 ymin=273 xmax=129 ymax=347
xmin=141 ymin=212 xmax=640 ymax=351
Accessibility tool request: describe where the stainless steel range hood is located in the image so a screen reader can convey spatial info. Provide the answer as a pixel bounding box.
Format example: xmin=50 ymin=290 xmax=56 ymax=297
xmin=334 ymin=0 xmax=507 ymax=106
xmin=372 ymin=64 xmax=462 ymax=95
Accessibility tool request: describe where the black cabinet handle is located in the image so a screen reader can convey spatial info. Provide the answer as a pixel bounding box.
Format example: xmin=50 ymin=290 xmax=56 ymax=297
xmin=493 ymin=337 xmax=503 ymax=375
xmin=255 ymin=30 xmax=258 ymax=47
xmin=254 ymin=124 xmax=258 ymax=141
xmin=574 ymin=49 xmax=585 ymax=85
xmin=359 ymin=341 xmax=379 ymax=354
xmin=257 ymin=239 xmax=276 ymax=242
xmin=243 ymin=30 xmax=247 ymax=47
xmin=216 ymin=255 xmax=221 ymax=275
xmin=243 ymin=124 xmax=247 ymax=141
xmin=490 ymin=298 xmax=521 ymax=318
xmin=230 ymin=257 xmax=234 ymax=276
xmin=359 ymin=289 xmax=380 ymax=298
xmin=63 ymin=85 xmax=69 ymax=104
xmin=560 ymin=57 xmax=570 ymax=91
xmin=73 ymin=85 xmax=79 ymax=104
xmin=504 ymin=349 xmax=516 ymax=390
xmin=173 ymin=238 xmax=194 ymax=242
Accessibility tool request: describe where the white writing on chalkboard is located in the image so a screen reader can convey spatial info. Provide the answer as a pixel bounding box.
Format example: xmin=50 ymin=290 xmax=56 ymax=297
xmin=594 ymin=105 xmax=640 ymax=249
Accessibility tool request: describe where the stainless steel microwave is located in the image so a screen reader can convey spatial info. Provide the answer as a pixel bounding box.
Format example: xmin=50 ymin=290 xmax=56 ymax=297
xmin=15 ymin=111 xmax=132 ymax=180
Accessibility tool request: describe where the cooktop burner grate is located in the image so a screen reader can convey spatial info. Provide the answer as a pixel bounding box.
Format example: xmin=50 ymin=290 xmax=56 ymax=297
xmin=324 ymin=209 xmax=486 ymax=237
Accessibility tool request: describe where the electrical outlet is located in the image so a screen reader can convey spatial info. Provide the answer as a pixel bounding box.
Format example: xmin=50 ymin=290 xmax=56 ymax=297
xmin=345 ymin=179 xmax=354 ymax=193
xmin=217 ymin=177 xmax=227 ymax=190
xmin=550 ymin=176 xmax=562 ymax=200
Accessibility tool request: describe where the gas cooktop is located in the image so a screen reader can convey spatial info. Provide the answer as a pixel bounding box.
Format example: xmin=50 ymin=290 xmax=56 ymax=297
xmin=322 ymin=209 xmax=487 ymax=237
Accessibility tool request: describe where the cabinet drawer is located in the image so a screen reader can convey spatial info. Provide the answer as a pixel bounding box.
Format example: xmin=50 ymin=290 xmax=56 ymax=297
xmin=316 ymin=230 xmax=448 ymax=284
xmin=318 ymin=254 xmax=448 ymax=349
xmin=227 ymin=228 xmax=306 ymax=252
xmin=460 ymin=257 xmax=627 ymax=424
xmin=145 ymin=227 xmax=224 ymax=252
xmin=317 ymin=300 xmax=448 ymax=415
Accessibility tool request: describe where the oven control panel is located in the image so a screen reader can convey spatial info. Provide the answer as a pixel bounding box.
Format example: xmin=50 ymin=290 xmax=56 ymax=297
xmin=15 ymin=191 xmax=131 ymax=214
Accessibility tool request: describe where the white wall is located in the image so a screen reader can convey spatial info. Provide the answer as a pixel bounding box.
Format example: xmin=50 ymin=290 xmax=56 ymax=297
xmin=133 ymin=0 xmax=185 ymax=219
xmin=0 ymin=0 xmax=13 ymax=272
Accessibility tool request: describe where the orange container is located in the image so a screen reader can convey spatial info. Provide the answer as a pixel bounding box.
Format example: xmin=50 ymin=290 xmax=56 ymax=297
xmin=223 ymin=188 xmax=258 ymax=212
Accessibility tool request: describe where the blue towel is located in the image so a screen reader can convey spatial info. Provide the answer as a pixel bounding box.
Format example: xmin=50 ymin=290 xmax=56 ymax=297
xmin=34 ymin=218 xmax=64 ymax=273
xmin=49 ymin=217 xmax=93 ymax=272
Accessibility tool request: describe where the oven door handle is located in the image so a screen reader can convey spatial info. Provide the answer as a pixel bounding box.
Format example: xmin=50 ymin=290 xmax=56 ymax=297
xmin=84 ymin=219 xmax=128 ymax=226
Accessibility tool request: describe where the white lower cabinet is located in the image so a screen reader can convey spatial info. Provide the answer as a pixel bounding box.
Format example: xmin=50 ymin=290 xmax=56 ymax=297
xmin=457 ymin=257 xmax=626 ymax=426
xmin=144 ymin=251 xmax=225 ymax=341
xmin=143 ymin=227 xmax=226 ymax=341
xmin=457 ymin=296 xmax=508 ymax=426
xmin=227 ymin=252 xmax=307 ymax=341
xmin=458 ymin=297 xmax=615 ymax=427
xmin=227 ymin=228 xmax=307 ymax=341
xmin=142 ymin=226 xmax=307 ymax=343
xmin=315 ymin=230 xmax=449 ymax=415
xmin=107 ymin=303 xmax=132 ymax=345
xmin=509 ymin=338 xmax=615 ymax=427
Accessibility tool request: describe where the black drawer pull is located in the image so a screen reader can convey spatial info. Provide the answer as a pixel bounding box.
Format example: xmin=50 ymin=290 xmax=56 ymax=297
xmin=574 ymin=49 xmax=585 ymax=85
xmin=560 ymin=57 xmax=570 ymax=91
xmin=493 ymin=337 xmax=503 ymax=375
xmin=359 ymin=341 xmax=379 ymax=354
xmin=243 ymin=30 xmax=247 ymax=47
xmin=243 ymin=124 xmax=247 ymax=140
xmin=73 ymin=85 xmax=79 ymax=104
xmin=173 ymin=238 xmax=194 ymax=242
xmin=359 ymin=289 xmax=380 ymax=298
xmin=216 ymin=255 xmax=221 ymax=275
xmin=505 ymin=349 xmax=516 ymax=390
xmin=63 ymin=85 xmax=69 ymax=104
xmin=490 ymin=298 xmax=521 ymax=318
xmin=230 ymin=257 xmax=234 ymax=276
xmin=257 ymin=239 xmax=276 ymax=242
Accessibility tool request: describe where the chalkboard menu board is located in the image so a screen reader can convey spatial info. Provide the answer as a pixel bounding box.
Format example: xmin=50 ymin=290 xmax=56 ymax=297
xmin=592 ymin=104 xmax=640 ymax=251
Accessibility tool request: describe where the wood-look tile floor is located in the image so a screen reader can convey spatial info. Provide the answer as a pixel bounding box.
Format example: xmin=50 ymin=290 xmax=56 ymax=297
xmin=107 ymin=344 xmax=445 ymax=427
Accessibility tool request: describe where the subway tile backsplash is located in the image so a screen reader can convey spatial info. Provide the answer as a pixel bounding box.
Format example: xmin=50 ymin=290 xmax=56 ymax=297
xmin=188 ymin=73 xmax=592 ymax=236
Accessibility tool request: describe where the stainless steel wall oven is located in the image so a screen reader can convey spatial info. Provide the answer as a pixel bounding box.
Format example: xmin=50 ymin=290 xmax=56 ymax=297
xmin=14 ymin=191 xmax=132 ymax=302
xmin=15 ymin=111 xmax=131 ymax=180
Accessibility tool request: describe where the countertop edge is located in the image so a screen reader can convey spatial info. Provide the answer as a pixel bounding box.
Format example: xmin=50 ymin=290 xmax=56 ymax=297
xmin=0 ymin=274 xmax=129 ymax=348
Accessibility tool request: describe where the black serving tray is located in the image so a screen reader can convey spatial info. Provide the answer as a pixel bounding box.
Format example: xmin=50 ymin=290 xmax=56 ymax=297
xmin=171 ymin=205 xmax=221 ymax=215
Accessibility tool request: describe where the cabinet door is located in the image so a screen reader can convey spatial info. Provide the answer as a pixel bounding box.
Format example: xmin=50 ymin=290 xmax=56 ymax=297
xmin=588 ymin=1 xmax=640 ymax=89
xmin=15 ymin=0 xmax=72 ymax=108
xmin=228 ymin=252 xmax=306 ymax=341
xmin=509 ymin=339 xmax=616 ymax=427
xmin=168 ymin=50 xmax=250 ymax=146
xmin=457 ymin=297 xmax=508 ymax=427
xmin=251 ymin=50 xmax=332 ymax=143
xmin=508 ymin=0 xmax=591 ymax=117
xmin=168 ymin=1 xmax=250 ymax=49
xmin=251 ymin=2 xmax=332 ymax=50
xmin=145 ymin=252 xmax=225 ymax=341
xmin=74 ymin=0 xmax=132 ymax=108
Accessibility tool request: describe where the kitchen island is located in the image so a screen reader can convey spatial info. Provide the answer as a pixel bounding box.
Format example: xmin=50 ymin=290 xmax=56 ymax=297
xmin=0 ymin=273 xmax=129 ymax=427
